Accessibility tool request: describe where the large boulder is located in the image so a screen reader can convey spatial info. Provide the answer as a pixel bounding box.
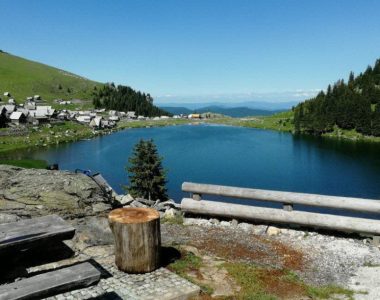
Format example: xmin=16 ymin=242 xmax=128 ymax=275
xmin=0 ymin=165 xmax=113 ymax=219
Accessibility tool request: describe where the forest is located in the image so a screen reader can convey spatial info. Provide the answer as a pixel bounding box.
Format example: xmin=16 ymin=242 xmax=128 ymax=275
xmin=92 ymin=83 xmax=170 ymax=117
xmin=294 ymin=59 xmax=380 ymax=136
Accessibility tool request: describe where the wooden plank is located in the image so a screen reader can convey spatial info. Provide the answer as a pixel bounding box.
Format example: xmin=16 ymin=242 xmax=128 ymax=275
xmin=0 ymin=262 xmax=101 ymax=300
xmin=182 ymin=182 xmax=380 ymax=214
xmin=0 ymin=215 xmax=75 ymax=252
xmin=181 ymin=198 xmax=380 ymax=235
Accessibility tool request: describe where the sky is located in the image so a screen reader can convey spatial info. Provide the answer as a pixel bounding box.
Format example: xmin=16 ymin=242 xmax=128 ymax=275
xmin=1 ymin=0 xmax=380 ymax=104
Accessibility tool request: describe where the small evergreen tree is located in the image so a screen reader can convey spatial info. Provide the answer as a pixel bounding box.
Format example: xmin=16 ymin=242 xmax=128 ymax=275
xmin=126 ymin=139 xmax=168 ymax=201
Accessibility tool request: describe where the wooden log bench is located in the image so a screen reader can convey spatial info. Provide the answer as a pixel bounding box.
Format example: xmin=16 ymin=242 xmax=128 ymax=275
xmin=0 ymin=262 xmax=101 ymax=300
xmin=181 ymin=182 xmax=380 ymax=237
xmin=0 ymin=215 xmax=75 ymax=253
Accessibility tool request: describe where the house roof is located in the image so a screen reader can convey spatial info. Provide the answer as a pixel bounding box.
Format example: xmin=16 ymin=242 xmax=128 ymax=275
xmin=10 ymin=111 xmax=25 ymax=120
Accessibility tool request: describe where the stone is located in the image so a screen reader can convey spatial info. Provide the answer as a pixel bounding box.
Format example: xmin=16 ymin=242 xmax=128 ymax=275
xmin=0 ymin=165 xmax=112 ymax=219
xmin=135 ymin=198 xmax=155 ymax=206
xmin=209 ymin=218 xmax=220 ymax=225
xmin=0 ymin=213 xmax=20 ymax=224
xmin=163 ymin=208 xmax=180 ymax=219
xmin=266 ymin=226 xmax=281 ymax=236
xmin=220 ymin=221 xmax=231 ymax=227
xmin=130 ymin=200 xmax=148 ymax=208
xmin=120 ymin=194 xmax=134 ymax=206
xmin=231 ymin=219 xmax=238 ymax=227
xmin=237 ymin=222 xmax=253 ymax=232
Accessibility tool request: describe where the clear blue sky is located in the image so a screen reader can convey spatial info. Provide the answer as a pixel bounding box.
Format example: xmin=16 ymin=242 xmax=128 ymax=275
xmin=1 ymin=0 xmax=380 ymax=103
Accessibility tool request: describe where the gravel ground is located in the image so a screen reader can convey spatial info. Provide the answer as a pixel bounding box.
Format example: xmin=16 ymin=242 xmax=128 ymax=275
xmin=163 ymin=218 xmax=380 ymax=290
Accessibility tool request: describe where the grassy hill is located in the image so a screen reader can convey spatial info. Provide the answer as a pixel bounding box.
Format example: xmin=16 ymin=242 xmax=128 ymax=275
xmin=0 ymin=51 xmax=102 ymax=107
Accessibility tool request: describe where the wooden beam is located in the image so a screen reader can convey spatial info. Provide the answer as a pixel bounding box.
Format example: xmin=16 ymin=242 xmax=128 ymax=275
xmin=0 ymin=262 xmax=101 ymax=300
xmin=181 ymin=198 xmax=380 ymax=235
xmin=0 ymin=215 xmax=75 ymax=252
xmin=182 ymin=182 xmax=380 ymax=214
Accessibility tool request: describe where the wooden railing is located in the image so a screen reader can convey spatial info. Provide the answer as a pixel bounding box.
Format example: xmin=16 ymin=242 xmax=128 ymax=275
xmin=181 ymin=182 xmax=380 ymax=236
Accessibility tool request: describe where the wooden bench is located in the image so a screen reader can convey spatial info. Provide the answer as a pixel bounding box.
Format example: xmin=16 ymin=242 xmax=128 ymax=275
xmin=0 ymin=215 xmax=75 ymax=253
xmin=0 ymin=262 xmax=101 ymax=300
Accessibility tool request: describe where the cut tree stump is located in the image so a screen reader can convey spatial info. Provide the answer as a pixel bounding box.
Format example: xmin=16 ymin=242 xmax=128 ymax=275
xmin=108 ymin=207 xmax=161 ymax=273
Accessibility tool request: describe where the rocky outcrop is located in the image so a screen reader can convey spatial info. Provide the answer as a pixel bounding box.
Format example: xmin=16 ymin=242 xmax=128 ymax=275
xmin=0 ymin=165 xmax=113 ymax=219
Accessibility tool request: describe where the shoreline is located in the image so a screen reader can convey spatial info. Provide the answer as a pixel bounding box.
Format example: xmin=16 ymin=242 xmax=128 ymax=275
xmin=2 ymin=115 xmax=380 ymax=159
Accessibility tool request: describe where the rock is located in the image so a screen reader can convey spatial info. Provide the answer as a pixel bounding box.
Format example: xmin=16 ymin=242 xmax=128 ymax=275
xmin=130 ymin=200 xmax=148 ymax=208
xmin=231 ymin=219 xmax=238 ymax=228
xmin=154 ymin=199 xmax=180 ymax=211
xmin=238 ymin=222 xmax=254 ymax=232
xmin=0 ymin=213 xmax=20 ymax=224
xmin=220 ymin=221 xmax=231 ymax=227
xmin=266 ymin=226 xmax=281 ymax=236
xmin=183 ymin=218 xmax=210 ymax=226
xmin=163 ymin=208 xmax=180 ymax=219
xmin=71 ymin=216 xmax=113 ymax=250
xmin=120 ymin=194 xmax=134 ymax=206
xmin=0 ymin=165 xmax=112 ymax=219
xmin=209 ymin=218 xmax=220 ymax=225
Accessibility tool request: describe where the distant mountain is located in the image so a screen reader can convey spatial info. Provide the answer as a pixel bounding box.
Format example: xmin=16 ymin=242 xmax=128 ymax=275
xmin=160 ymin=105 xmax=283 ymax=117
xmin=0 ymin=51 xmax=102 ymax=104
xmin=159 ymin=106 xmax=193 ymax=115
xmin=157 ymin=100 xmax=298 ymax=111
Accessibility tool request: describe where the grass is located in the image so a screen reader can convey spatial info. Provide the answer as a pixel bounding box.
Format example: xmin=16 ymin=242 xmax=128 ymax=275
xmin=117 ymin=118 xmax=197 ymax=129
xmin=0 ymin=51 xmax=102 ymax=106
xmin=161 ymin=214 xmax=184 ymax=225
xmin=0 ymin=159 xmax=48 ymax=169
xmin=0 ymin=121 xmax=94 ymax=153
xmin=206 ymin=110 xmax=295 ymax=132
xmin=322 ymin=125 xmax=380 ymax=142
xmin=224 ymin=262 xmax=355 ymax=300
xmin=167 ymin=251 xmax=214 ymax=295
xmin=167 ymin=247 xmax=356 ymax=300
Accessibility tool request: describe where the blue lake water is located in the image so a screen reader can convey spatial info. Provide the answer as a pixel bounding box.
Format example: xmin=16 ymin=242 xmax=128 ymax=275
xmin=13 ymin=124 xmax=380 ymax=214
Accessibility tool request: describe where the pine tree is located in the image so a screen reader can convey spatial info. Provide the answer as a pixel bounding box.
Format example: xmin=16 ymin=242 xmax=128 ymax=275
xmin=126 ymin=139 xmax=168 ymax=201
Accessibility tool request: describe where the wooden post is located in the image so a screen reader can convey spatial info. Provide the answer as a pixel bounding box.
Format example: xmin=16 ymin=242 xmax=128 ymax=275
xmin=192 ymin=193 xmax=202 ymax=201
xmin=283 ymin=203 xmax=293 ymax=211
xmin=108 ymin=207 xmax=161 ymax=273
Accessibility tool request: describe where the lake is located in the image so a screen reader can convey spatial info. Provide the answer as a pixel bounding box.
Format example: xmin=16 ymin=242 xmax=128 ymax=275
xmin=13 ymin=124 xmax=380 ymax=212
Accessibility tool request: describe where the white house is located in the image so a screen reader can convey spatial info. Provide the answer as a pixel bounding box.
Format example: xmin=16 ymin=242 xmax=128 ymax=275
xmin=76 ymin=115 xmax=91 ymax=123
xmin=89 ymin=116 xmax=103 ymax=128
xmin=9 ymin=112 xmax=26 ymax=124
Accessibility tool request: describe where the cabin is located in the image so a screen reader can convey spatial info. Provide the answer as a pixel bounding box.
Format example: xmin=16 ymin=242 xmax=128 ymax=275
xmin=9 ymin=111 xmax=27 ymax=124
xmin=127 ymin=111 xmax=136 ymax=119
xmin=188 ymin=114 xmax=201 ymax=119
xmin=89 ymin=116 xmax=103 ymax=128
xmin=76 ymin=115 xmax=91 ymax=123
xmin=109 ymin=115 xmax=119 ymax=121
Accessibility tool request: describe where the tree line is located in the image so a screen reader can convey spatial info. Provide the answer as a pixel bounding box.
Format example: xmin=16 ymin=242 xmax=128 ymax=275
xmin=92 ymin=83 xmax=170 ymax=117
xmin=294 ymin=59 xmax=380 ymax=136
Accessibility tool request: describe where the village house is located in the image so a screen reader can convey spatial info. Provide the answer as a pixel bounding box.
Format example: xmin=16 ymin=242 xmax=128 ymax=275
xmin=188 ymin=114 xmax=201 ymax=119
xmin=9 ymin=111 xmax=27 ymax=125
xmin=3 ymin=92 xmax=11 ymax=97
xmin=126 ymin=111 xmax=136 ymax=119
xmin=89 ymin=116 xmax=103 ymax=129
xmin=76 ymin=115 xmax=91 ymax=123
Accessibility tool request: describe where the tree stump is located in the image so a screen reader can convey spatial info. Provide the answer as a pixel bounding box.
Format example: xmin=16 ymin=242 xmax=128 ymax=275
xmin=108 ymin=207 xmax=161 ymax=273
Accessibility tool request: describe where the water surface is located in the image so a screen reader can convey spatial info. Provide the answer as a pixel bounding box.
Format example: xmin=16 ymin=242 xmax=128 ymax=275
xmin=13 ymin=124 xmax=380 ymax=213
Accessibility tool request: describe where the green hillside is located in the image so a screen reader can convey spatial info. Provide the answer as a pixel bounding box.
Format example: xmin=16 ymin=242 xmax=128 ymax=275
xmin=0 ymin=50 xmax=102 ymax=107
